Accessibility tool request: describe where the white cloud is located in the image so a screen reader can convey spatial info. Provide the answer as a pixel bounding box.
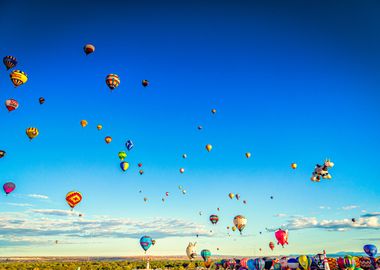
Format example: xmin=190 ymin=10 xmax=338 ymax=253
xmin=6 ymin=203 xmax=33 ymax=207
xmin=27 ymin=194 xmax=49 ymax=200
xmin=31 ymin=209 xmax=80 ymax=217
xmin=361 ymin=212 xmax=380 ymax=218
xmin=341 ymin=205 xmax=359 ymax=210
xmin=267 ymin=215 xmax=380 ymax=232
xmin=319 ymin=206 xmax=331 ymax=210
xmin=274 ymin=213 xmax=287 ymax=218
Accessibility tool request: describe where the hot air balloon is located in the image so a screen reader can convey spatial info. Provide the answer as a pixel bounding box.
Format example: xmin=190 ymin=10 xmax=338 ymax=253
xmin=252 ymin=258 xmax=265 ymax=270
xmin=287 ymin=258 xmax=299 ymax=270
xmin=246 ymin=152 xmax=251 ymax=159
xmin=182 ymin=189 xmax=187 ymax=195
xmin=97 ymin=125 xmax=102 ymax=130
xmin=142 ymin=80 xmax=149 ymax=87
xmin=298 ymin=256 xmax=312 ymax=270
xmin=39 ymin=97 xmax=45 ymax=105
xmin=80 ymin=120 xmax=88 ymax=128
xmin=139 ymin=170 xmax=144 ymax=175
xmin=344 ymin=255 xmax=356 ymax=270
xmin=198 ymin=125 xmax=203 ymax=130
xmin=241 ymin=258 xmax=249 ymax=269
xmin=243 ymin=200 xmax=247 ymax=204
xmin=291 ymin=163 xmax=297 ymax=169
xmin=83 ymin=44 xmax=95 ymax=55
xmin=351 ymin=218 xmax=356 ymax=223
xmin=279 ymin=257 xmax=288 ymax=270
xmin=232 ymin=226 xmax=236 ymax=232
xmin=161 ymin=198 xmax=165 ymax=202
xmin=186 ymin=242 xmax=197 ymax=261
xmin=3 ymin=56 xmax=17 ymax=70
xmin=105 ymin=74 xmax=120 ymax=90
xmin=126 ymin=140 xmax=134 ymax=151
xmin=105 ymin=136 xmax=112 ymax=144
xmin=211 ymin=109 xmax=217 ymax=114
xmin=275 ymin=229 xmax=289 ymax=247
xmin=233 ymin=215 xmax=247 ymax=234
xmin=138 ymin=163 xmax=142 ymax=167
xmin=10 ymin=70 xmax=28 ymax=87
xmin=178 ymin=185 xmax=183 ymax=190
xmin=228 ymin=193 xmax=235 ymax=199
xmin=118 ymin=151 xmax=127 ymax=161
xmin=5 ymin=99 xmax=19 ymax=112
xmin=270 ymin=196 xmax=274 ymax=199
xmin=269 ymin=242 xmax=275 ymax=251
xmin=3 ymin=182 xmax=15 ymax=195
xmin=364 ymin=244 xmax=377 ymax=257
xmin=359 ymin=257 xmax=372 ymax=269
xmin=182 ymin=154 xmax=187 ymax=159
xmin=201 ymin=249 xmax=211 ymax=261
xmin=274 ymin=263 xmax=282 ymax=270
xmin=66 ymin=191 xmax=82 ymax=209
xmin=337 ymin=258 xmax=345 ymax=270
xmin=180 ymin=168 xmax=185 ymax=174
xmin=120 ymin=161 xmax=129 ymax=172
xmin=165 ymin=192 xmax=169 ymax=196
xmin=26 ymin=127 xmax=39 ymax=140
xmin=210 ymin=214 xmax=219 ymax=225
xmin=0 ymin=150 xmax=5 ymax=158
xmin=236 ymin=194 xmax=240 ymax=200
xmin=206 ymin=144 xmax=212 ymax=152
xmin=144 ymin=197 xmax=148 ymax=202
xmin=204 ymin=258 xmax=213 ymax=269
xmin=151 ymin=240 xmax=156 ymax=245
xmin=327 ymin=258 xmax=338 ymax=270
xmin=140 ymin=235 xmax=152 ymax=253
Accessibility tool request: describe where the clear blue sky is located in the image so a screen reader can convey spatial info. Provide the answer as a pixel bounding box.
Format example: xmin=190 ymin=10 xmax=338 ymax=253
xmin=0 ymin=0 xmax=379 ymax=257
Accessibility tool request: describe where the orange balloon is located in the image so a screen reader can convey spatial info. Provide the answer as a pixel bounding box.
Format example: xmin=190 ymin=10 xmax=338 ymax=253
xmin=66 ymin=191 xmax=82 ymax=209
xmin=105 ymin=136 xmax=112 ymax=144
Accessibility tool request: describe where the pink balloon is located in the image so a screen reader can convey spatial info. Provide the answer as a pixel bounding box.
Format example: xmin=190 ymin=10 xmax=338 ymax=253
xmin=275 ymin=229 xmax=289 ymax=247
xmin=3 ymin=182 xmax=15 ymax=195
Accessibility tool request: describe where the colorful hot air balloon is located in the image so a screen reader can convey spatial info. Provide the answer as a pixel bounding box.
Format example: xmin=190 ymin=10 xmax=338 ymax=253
xmin=211 ymin=109 xmax=217 ymax=114
xmin=344 ymin=255 xmax=356 ymax=270
xmin=151 ymin=240 xmax=156 ymax=245
xmin=245 ymin=152 xmax=251 ymax=159
xmin=236 ymin=194 xmax=240 ymax=200
xmin=66 ymin=191 xmax=82 ymax=209
xmin=228 ymin=193 xmax=235 ymax=199
xmin=205 ymin=144 xmax=212 ymax=152
xmin=287 ymin=258 xmax=299 ymax=270
xmin=83 ymin=44 xmax=95 ymax=55
xmin=105 ymin=136 xmax=112 ymax=144
xmin=180 ymin=168 xmax=185 ymax=174
xmin=26 ymin=127 xmax=39 ymax=140
xmin=291 ymin=163 xmax=297 ymax=169
xmin=232 ymin=226 xmax=236 ymax=232
xmin=139 ymin=169 xmax=144 ymax=175
xmin=298 ymin=256 xmax=312 ymax=270
xmin=233 ymin=215 xmax=247 ymax=234
xmin=3 ymin=56 xmax=17 ymax=70
xmin=126 ymin=140 xmax=134 ymax=151
xmin=105 ymin=74 xmax=120 ymax=90
xmin=201 ymin=249 xmax=211 ymax=261
xmin=165 ymin=192 xmax=169 ymax=196
xmin=275 ymin=229 xmax=289 ymax=247
xmin=252 ymin=258 xmax=265 ymax=270
xmin=140 ymin=235 xmax=153 ymax=253
xmin=337 ymin=258 xmax=345 ymax=270
xmin=209 ymin=214 xmax=219 ymax=225
xmin=10 ymin=70 xmax=28 ymax=87
xmin=97 ymin=124 xmax=102 ymax=130
xmin=138 ymin=163 xmax=142 ymax=167
xmin=118 ymin=151 xmax=127 ymax=161
xmin=0 ymin=150 xmax=6 ymax=159
xmin=39 ymin=97 xmax=45 ymax=105
xmin=241 ymin=258 xmax=249 ymax=269
xmin=3 ymin=182 xmax=15 ymax=195
xmin=279 ymin=257 xmax=288 ymax=270
xmin=327 ymin=258 xmax=338 ymax=270
xmin=5 ymin=99 xmax=19 ymax=112
xmin=204 ymin=258 xmax=213 ymax=269
xmin=120 ymin=161 xmax=129 ymax=172
xmin=80 ymin=120 xmax=88 ymax=128
xmin=142 ymin=80 xmax=149 ymax=87
xmin=274 ymin=263 xmax=282 ymax=270
xmin=364 ymin=244 xmax=377 ymax=257
xmin=269 ymin=242 xmax=275 ymax=251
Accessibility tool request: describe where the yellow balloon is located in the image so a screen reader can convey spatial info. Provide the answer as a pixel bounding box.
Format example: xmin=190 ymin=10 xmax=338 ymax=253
xmin=228 ymin=193 xmax=235 ymax=199
xmin=10 ymin=70 xmax=28 ymax=87
xmin=245 ymin=152 xmax=251 ymax=158
xmin=291 ymin=163 xmax=297 ymax=169
xmin=206 ymin=144 xmax=212 ymax=152
xmin=80 ymin=120 xmax=88 ymax=128
xmin=97 ymin=124 xmax=102 ymax=130
xmin=298 ymin=255 xmax=311 ymax=270
xmin=26 ymin=127 xmax=39 ymax=140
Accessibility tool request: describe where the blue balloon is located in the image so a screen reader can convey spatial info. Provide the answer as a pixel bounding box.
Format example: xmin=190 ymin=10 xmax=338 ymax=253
xmin=287 ymin=258 xmax=299 ymax=270
xmin=126 ymin=140 xmax=134 ymax=151
xmin=140 ymin=235 xmax=152 ymax=252
xmin=248 ymin=259 xmax=255 ymax=270
xmin=363 ymin=244 xmax=377 ymax=257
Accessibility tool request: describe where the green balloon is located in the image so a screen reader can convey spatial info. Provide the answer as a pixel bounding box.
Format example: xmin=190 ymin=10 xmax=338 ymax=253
xmin=118 ymin=151 xmax=127 ymax=160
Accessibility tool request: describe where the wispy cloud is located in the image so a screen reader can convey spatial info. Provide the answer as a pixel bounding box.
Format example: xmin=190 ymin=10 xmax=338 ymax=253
xmin=319 ymin=206 xmax=331 ymax=210
xmin=267 ymin=215 xmax=380 ymax=232
xmin=341 ymin=205 xmax=359 ymax=210
xmin=274 ymin=213 xmax=287 ymax=218
xmin=361 ymin=212 xmax=380 ymax=218
xmin=6 ymin=203 xmax=33 ymax=207
xmin=0 ymin=210 xmax=210 ymax=247
xmin=27 ymin=194 xmax=49 ymax=200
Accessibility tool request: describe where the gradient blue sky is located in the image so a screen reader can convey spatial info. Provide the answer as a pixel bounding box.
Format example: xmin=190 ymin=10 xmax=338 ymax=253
xmin=0 ymin=0 xmax=379 ymax=257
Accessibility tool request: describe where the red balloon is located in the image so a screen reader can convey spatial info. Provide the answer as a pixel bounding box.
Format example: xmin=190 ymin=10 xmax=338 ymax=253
xmin=337 ymin=257 xmax=345 ymax=270
xmin=269 ymin=241 xmax=275 ymax=251
xmin=275 ymin=229 xmax=289 ymax=247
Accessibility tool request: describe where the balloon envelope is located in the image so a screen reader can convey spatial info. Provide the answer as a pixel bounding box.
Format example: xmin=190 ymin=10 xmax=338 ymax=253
xmin=298 ymin=255 xmax=312 ymax=270
xmin=363 ymin=244 xmax=377 ymax=257
xmin=200 ymin=249 xmax=211 ymax=261
xmin=275 ymin=229 xmax=289 ymax=246
xmin=66 ymin=191 xmax=82 ymax=209
xmin=3 ymin=182 xmax=15 ymax=194
xmin=140 ymin=235 xmax=152 ymax=252
xmin=287 ymin=258 xmax=299 ymax=270
xmin=10 ymin=70 xmax=28 ymax=87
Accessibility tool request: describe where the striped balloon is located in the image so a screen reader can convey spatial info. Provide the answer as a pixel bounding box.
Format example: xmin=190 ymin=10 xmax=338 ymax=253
xmin=327 ymin=257 xmax=338 ymax=270
xmin=3 ymin=56 xmax=17 ymax=70
xmin=10 ymin=70 xmax=28 ymax=87
xmin=209 ymin=214 xmax=219 ymax=225
xmin=253 ymin=258 xmax=265 ymax=270
xmin=66 ymin=191 xmax=82 ymax=209
xmin=240 ymin=258 xmax=249 ymax=269
xmin=105 ymin=74 xmax=120 ymax=90
xmin=344 ymin=255 xmax=356 ymax=270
